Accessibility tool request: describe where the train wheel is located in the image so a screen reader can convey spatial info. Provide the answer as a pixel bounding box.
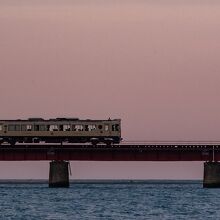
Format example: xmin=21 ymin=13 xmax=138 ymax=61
xmin=104 ymin=138 xmax=113 ymax=146
xmin=33 ymin=138 xmax=40 ymax=143
xmin=9 ymin=139 xmax=16 ymax=146
xmin=90 ymin=138 xmax=99 ymax=145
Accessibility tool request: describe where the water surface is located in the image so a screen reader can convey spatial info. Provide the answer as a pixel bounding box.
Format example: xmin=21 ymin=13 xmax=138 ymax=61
xmin=0 ymin=181 xmax=219 ymax=219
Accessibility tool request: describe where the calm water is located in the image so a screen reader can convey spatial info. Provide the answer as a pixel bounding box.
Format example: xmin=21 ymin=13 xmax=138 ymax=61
xmin=0 ymin=181 xmax=219 ymax=220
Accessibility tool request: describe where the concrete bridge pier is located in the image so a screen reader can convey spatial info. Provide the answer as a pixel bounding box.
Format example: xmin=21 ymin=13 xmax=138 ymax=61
xmin=203 ymin=162 xmax=220 ymax=188
xmin=49 ymin=161 xmax=70 ymax=188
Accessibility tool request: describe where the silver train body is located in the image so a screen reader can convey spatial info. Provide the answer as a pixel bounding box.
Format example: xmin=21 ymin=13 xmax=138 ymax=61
xmin=0 ymin=118 xmax=121 ymax=145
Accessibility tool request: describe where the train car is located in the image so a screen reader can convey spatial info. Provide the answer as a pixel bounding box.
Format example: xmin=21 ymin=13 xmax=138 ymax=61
xmin=0 ymin=118 xmax=121 ymax=145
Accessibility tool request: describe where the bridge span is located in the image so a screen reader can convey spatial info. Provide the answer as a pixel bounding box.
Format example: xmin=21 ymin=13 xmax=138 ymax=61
xmin=1 ymin=142 xmax=220 ymax=188
xmin=0 ymin=143 xmax=219 ymax=161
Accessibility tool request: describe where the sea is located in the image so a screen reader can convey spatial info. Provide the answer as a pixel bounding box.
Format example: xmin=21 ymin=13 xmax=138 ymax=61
xmin=0 ymin=180 xmax=219 ymax=220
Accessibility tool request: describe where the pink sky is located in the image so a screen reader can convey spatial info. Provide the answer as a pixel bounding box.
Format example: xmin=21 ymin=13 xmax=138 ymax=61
xmin=0 ymin=0 xmax=220 ymax=179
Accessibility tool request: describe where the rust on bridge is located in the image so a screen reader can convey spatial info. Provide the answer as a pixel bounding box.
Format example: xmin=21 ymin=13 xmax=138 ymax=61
xmin=0 ymin=144 xmax=219 ymax=161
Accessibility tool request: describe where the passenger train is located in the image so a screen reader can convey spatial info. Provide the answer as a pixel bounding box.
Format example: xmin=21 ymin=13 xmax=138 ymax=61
xmin=0 ymin=118 xmax=121 ymax=145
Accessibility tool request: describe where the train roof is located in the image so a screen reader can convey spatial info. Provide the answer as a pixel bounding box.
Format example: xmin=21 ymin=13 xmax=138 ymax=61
xmin=0 ymin=118 xmax=121 ymax=122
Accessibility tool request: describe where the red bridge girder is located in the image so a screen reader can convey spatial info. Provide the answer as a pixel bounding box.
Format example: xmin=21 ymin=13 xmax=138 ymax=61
xmin=0 ymin=144 xmax=219 ymax=161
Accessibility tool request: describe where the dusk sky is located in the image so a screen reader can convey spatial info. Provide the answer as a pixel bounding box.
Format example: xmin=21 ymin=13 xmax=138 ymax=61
xmin=0 ymin=0 xmax=220 ymax=179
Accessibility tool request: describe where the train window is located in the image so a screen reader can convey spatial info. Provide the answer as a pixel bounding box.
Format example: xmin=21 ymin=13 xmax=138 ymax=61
xmin=85 ymin=125 xmax=89 ymax=131
xmin=115 ymin=124 xmax=119 ymax=131
xmin=7 ymin=124 xmax=21 ymax=131
xmin=15 ymin=125 xmax=20 ymax=131
xmin=21 ymin=125 xmax=26 ymax=131
xmin=49 ymin=125 xmax=58 ymax=131
xmin=88 ymin=125 xmax=96 ymax=131
xmin=27 ymin=125 xmax=32 ymax=131
xmin=75 ymin=125 xmax=83 ymax=131
xmin=34 ymin=125 xmax=40 ymax=131
xmin=104 ymin=125 xmax=109 ymax=131
xmin=0 ymin=125 xmax=2 ymax=131
xmin=54 ymin=125 xmax=58 ymax=131
xmin=63 ymin=125 xmax=71 ymax=131
xmin=72 ymin=125 xmax=76 ymax=131
xmin=8 ymin=125 xmax=15 ymax=131
xmin=84 ymin=125 xmax=96 ymax=131
xmin=59 ymin=125 xmax=63 ymax=131
xmin=39 ymin=125 xmax=46 ymax=131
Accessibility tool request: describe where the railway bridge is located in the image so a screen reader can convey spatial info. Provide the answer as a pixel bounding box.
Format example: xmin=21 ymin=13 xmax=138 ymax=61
xmin=0 ymin=142 xmax=220 ymax=188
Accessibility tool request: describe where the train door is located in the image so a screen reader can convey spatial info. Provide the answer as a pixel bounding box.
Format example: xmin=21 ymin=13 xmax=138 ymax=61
xmin=3 ymin=125 xmax=7 ymax=134
xmin=0 ymin=124 xmax=2 ymax=137
xmin=0 ymin=124 xmax=3 ymax=144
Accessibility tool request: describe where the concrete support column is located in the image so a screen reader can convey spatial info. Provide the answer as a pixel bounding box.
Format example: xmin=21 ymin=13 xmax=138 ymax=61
xmin=49 ymin=161 xmax=70 ymax=188
xmin=203 ymin=162 xmax=220 ymax=188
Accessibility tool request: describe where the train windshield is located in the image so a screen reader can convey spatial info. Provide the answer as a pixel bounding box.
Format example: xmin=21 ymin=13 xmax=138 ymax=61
xmin=112 ymin=124 xmax=120 ymax=131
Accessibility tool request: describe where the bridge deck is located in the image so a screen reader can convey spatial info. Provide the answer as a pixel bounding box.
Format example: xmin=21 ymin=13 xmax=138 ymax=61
xmin=0 ymin=144 xmax=219 ymax=161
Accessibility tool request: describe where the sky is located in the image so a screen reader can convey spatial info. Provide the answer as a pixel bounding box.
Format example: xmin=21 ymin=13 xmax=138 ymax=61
xmin=0 ymin=0 xmax=220 ymax=179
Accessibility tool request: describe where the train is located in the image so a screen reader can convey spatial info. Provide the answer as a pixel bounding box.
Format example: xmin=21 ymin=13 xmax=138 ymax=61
xmin=0 ymin=118 xmax=121 ymax=145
